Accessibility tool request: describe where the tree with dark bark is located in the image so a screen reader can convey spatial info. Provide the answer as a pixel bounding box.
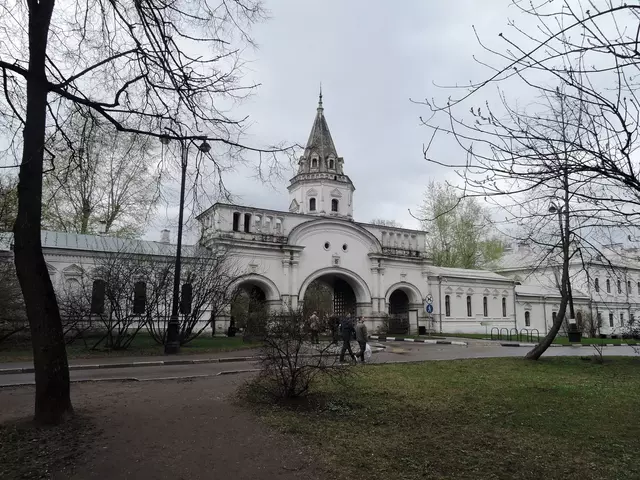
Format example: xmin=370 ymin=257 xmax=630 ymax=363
xmin=420 ymin=1 xmax=640 ymax=360
xmin=0 ymin=0 xmax=289 ymax=423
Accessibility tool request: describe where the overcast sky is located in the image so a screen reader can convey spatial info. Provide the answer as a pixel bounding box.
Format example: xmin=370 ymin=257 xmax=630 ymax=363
xmin=150 ymin=0 xmax=530 ymax=241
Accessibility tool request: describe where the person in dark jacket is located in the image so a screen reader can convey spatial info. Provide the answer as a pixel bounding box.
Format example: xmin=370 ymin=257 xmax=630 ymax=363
xmin=355 ymin=316 xmax=368 ymax=363
xmin=339 ymin=314 xmax=357 ymax=363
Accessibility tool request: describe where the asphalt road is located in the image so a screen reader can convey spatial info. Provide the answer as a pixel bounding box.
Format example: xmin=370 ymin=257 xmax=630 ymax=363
xmin=1 ymin=341 xmax=636 ymax=387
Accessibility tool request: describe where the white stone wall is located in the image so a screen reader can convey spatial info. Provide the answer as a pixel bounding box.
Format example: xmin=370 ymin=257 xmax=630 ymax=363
xmin=430 ymin=275 xmax=516 ymax=334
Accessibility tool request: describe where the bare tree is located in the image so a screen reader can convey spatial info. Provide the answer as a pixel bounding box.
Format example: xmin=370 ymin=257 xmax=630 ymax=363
xmin=0 ymin=175 xmax=18 ymax=232
xmin=91 ymin=249 xmax=166 ymax=350
xmin=0 ymin=252 xmax=27 ymax=343
xmin=0 ymin=0 xmax=292 ymax=423
xmin=146 ymin=246 xmax=241 ymax=345
xmin=43 ymin=107 xmax=160 ymax=237
xmin=369 ymin=218 xmax=403 ymax=228
xmin=248 ymin=310 xmax=348 ymax=401
xmin=420 ymin=2 xmax=640 ymax=359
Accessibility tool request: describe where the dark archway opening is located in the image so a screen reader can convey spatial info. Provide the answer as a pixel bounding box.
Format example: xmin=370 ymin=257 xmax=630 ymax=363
xmin=388 ymin=289 xmax=410 ymax=334
xmin=303 ymin=276 xmax=357 ymax=320
xmin=230 ymin=284 xmax=267 ymax=338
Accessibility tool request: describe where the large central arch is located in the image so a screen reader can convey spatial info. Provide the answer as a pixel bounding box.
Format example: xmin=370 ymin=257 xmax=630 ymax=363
xmin=298 ymin=267 xmax=372 ymax=316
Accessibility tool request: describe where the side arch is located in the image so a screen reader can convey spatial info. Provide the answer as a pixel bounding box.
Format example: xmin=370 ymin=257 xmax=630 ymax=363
xmin=298 ymin=267 xmax=372 ymax=305
xmin=230 ymin=273 xmax=281 ymax=302
xmin=384 ymin=282 xmax=423 ymax=305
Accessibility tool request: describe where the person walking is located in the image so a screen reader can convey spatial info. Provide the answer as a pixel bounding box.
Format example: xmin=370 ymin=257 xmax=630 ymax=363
xmin=309 ymin=311 xmax=320 ymax=345
xmin=355 ymin=316 xmax=368 ymax=363
xmin=339 ymin=314 xmax=357 ymax=363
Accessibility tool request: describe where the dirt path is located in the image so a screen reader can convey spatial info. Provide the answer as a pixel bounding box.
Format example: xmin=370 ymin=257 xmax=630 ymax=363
xmin=0 ymin=375 xmax=323 ymax=480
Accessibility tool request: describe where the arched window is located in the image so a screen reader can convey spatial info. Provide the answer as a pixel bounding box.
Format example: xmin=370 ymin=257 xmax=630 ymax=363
xmin=309 ymin=198 xmax=316 ymax=211
xmin=628 ymin=280 xmax=632 ymax=294
xmin=525 ymin=311 xmax=531 ymax=327
xmin=311 ymin=158 xmax=318 ymax=168
xmin=502 ymin=297 xmax=507 ymax=317
xmin=466 ymin=296 xmax=472 ymax=317
xmin=483 ymin=296 xmax=488 ymax=317
xmin=445 ymin=295 xmax=451 ymax=317
xmin=232 ymin=212 xmax=241 ymax=232
xmin=331 ymin=198 xmax=339 ymax=212
xmin=90 ymin=279 xmax=106 ymax=315
xmin=606 ymin=279 xmax=611 ymax=293
xmin=594 ymin=278 xmax=600 ymax=292
xmin=243 ymin=213 xmax=251 ymax=233
xmin=329 ymin=158 xmax=335 ymax=169
xmin=133 ymin=281 xmax=147 ymax=315
xmin=617 ymin=279 xmax=622 ymax=294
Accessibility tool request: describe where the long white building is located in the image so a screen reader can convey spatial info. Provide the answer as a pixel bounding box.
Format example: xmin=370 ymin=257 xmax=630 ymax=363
xmin=6 ymin=94 xmax=634 ymax=339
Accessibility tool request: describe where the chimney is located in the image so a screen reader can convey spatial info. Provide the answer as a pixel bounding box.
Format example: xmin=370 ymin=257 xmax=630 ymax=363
xmin=160 ymin=229 xmax=170 ymax=244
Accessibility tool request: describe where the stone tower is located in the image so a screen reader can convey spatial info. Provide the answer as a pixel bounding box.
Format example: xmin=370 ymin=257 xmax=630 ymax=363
xmin=288 ymin=91 xmax=355 ymax=219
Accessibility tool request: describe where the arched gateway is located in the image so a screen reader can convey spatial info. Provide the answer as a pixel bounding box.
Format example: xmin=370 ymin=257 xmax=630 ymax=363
xmin=197 ymin=92 xmax=434 ymax=335
xmin=298 ymin=267 xmax=372 ymax=317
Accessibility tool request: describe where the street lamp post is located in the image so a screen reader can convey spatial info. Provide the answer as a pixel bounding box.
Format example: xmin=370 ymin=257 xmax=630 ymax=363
xmin=161 ymin=134 xmax=211 ymax=354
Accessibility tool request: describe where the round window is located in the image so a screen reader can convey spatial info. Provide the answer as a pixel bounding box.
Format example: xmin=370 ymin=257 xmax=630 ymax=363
xmin=324 ymin=241 xmax=331 ymax=250
xmin=342 ymin=243 xmax=348 ymax=252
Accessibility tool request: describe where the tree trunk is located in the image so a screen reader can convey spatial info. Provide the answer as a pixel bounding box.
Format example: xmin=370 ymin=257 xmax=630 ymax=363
xmin=14 ymin=0 xmax=73 ymax=425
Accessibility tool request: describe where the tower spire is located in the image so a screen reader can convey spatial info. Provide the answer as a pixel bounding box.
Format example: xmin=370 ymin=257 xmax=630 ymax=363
xmin=318 ymin=83 xmax=323 ymax=110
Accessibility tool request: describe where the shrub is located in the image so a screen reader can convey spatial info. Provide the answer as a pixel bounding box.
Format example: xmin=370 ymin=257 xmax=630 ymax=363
xmin=247 ymin=310 xmax=350 ymax=401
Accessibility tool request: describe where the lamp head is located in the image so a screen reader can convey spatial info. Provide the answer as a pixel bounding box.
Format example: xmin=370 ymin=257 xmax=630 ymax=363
xmin=198 ymin=140 xmax=211 ymax=154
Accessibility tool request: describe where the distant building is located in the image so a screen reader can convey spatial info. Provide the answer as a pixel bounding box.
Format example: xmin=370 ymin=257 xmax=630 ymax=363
xmin=496 ymin=243 xmax=640 ymax=336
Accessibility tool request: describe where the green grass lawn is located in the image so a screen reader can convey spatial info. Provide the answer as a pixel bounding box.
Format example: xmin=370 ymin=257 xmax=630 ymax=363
xmin=0 ymin=334 xmax=259 ymax=363
xmin=252 ymin=357 xmax=640 ymax=480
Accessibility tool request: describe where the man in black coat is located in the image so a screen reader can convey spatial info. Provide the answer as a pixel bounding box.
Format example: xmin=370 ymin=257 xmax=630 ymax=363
xmin=339 ymin=313 xmax=357 ymax=363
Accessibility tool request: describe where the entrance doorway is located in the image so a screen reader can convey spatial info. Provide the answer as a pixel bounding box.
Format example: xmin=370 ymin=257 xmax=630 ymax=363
xmin=302 ymin=276 xmax=357 ymax=318
xmin=388 ymin=289 xmax=410 ymax=334
xmin=230 ymin=284 xmax=267 ymax=332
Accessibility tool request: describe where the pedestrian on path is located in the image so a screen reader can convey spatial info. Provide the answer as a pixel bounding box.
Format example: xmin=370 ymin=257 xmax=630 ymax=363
xmin=308 ymin=311 xmax=320 ymax=345
xmin=339 ymin=314 xmax=357 ymax=363
xmin=355 ymin=316 xmax=368 ymax=363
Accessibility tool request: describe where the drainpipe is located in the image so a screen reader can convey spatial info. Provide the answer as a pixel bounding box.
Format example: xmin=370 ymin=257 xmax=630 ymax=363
xmin=542 ymin=296 xmax=548 ymax=335
xmin=438 ymin=275 xmax=443 ymax=334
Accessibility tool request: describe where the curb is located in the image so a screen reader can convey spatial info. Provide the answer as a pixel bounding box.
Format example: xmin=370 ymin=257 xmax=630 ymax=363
xmin=0 ymin=355 xmax=255 ymax=376
xmin=0 ymin=346 xmax=386 ymax=376
xmin=500 ymin=342 xmax=637 ymax=348
xmin=0 ymin=368 xmax=263 ymax=389
xmin=369 ymin=336 xmax=467 ymax=346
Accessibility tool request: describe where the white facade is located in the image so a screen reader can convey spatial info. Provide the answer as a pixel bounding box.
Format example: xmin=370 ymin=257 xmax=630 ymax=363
xmin=497 ymin=244 xmax=640 ymax=337
xmin=3 ymin=93 xmax=553 ymax=337
xmin=196 ymin=94 xmax=517 ymax=335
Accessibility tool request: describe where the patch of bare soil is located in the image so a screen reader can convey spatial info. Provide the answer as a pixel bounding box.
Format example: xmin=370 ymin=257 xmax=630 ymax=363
xmin=0 ymin=375 xmax=324 ymax=480
xmin=0 ymin=412 xmax=96 ymax=479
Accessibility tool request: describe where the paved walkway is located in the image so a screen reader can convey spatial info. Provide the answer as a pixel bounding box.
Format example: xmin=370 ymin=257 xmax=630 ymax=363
xmin=1 ymin=341 xmax=636 ymax=387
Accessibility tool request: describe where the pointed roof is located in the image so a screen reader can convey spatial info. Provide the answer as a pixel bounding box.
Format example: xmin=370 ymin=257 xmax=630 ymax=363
xmin=304 ymin=89 xmax=338 ymax=159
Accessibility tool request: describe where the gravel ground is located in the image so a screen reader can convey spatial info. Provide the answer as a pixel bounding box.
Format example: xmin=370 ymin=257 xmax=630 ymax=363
xmin=0 ymin=374 xmax=324 ymax=480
